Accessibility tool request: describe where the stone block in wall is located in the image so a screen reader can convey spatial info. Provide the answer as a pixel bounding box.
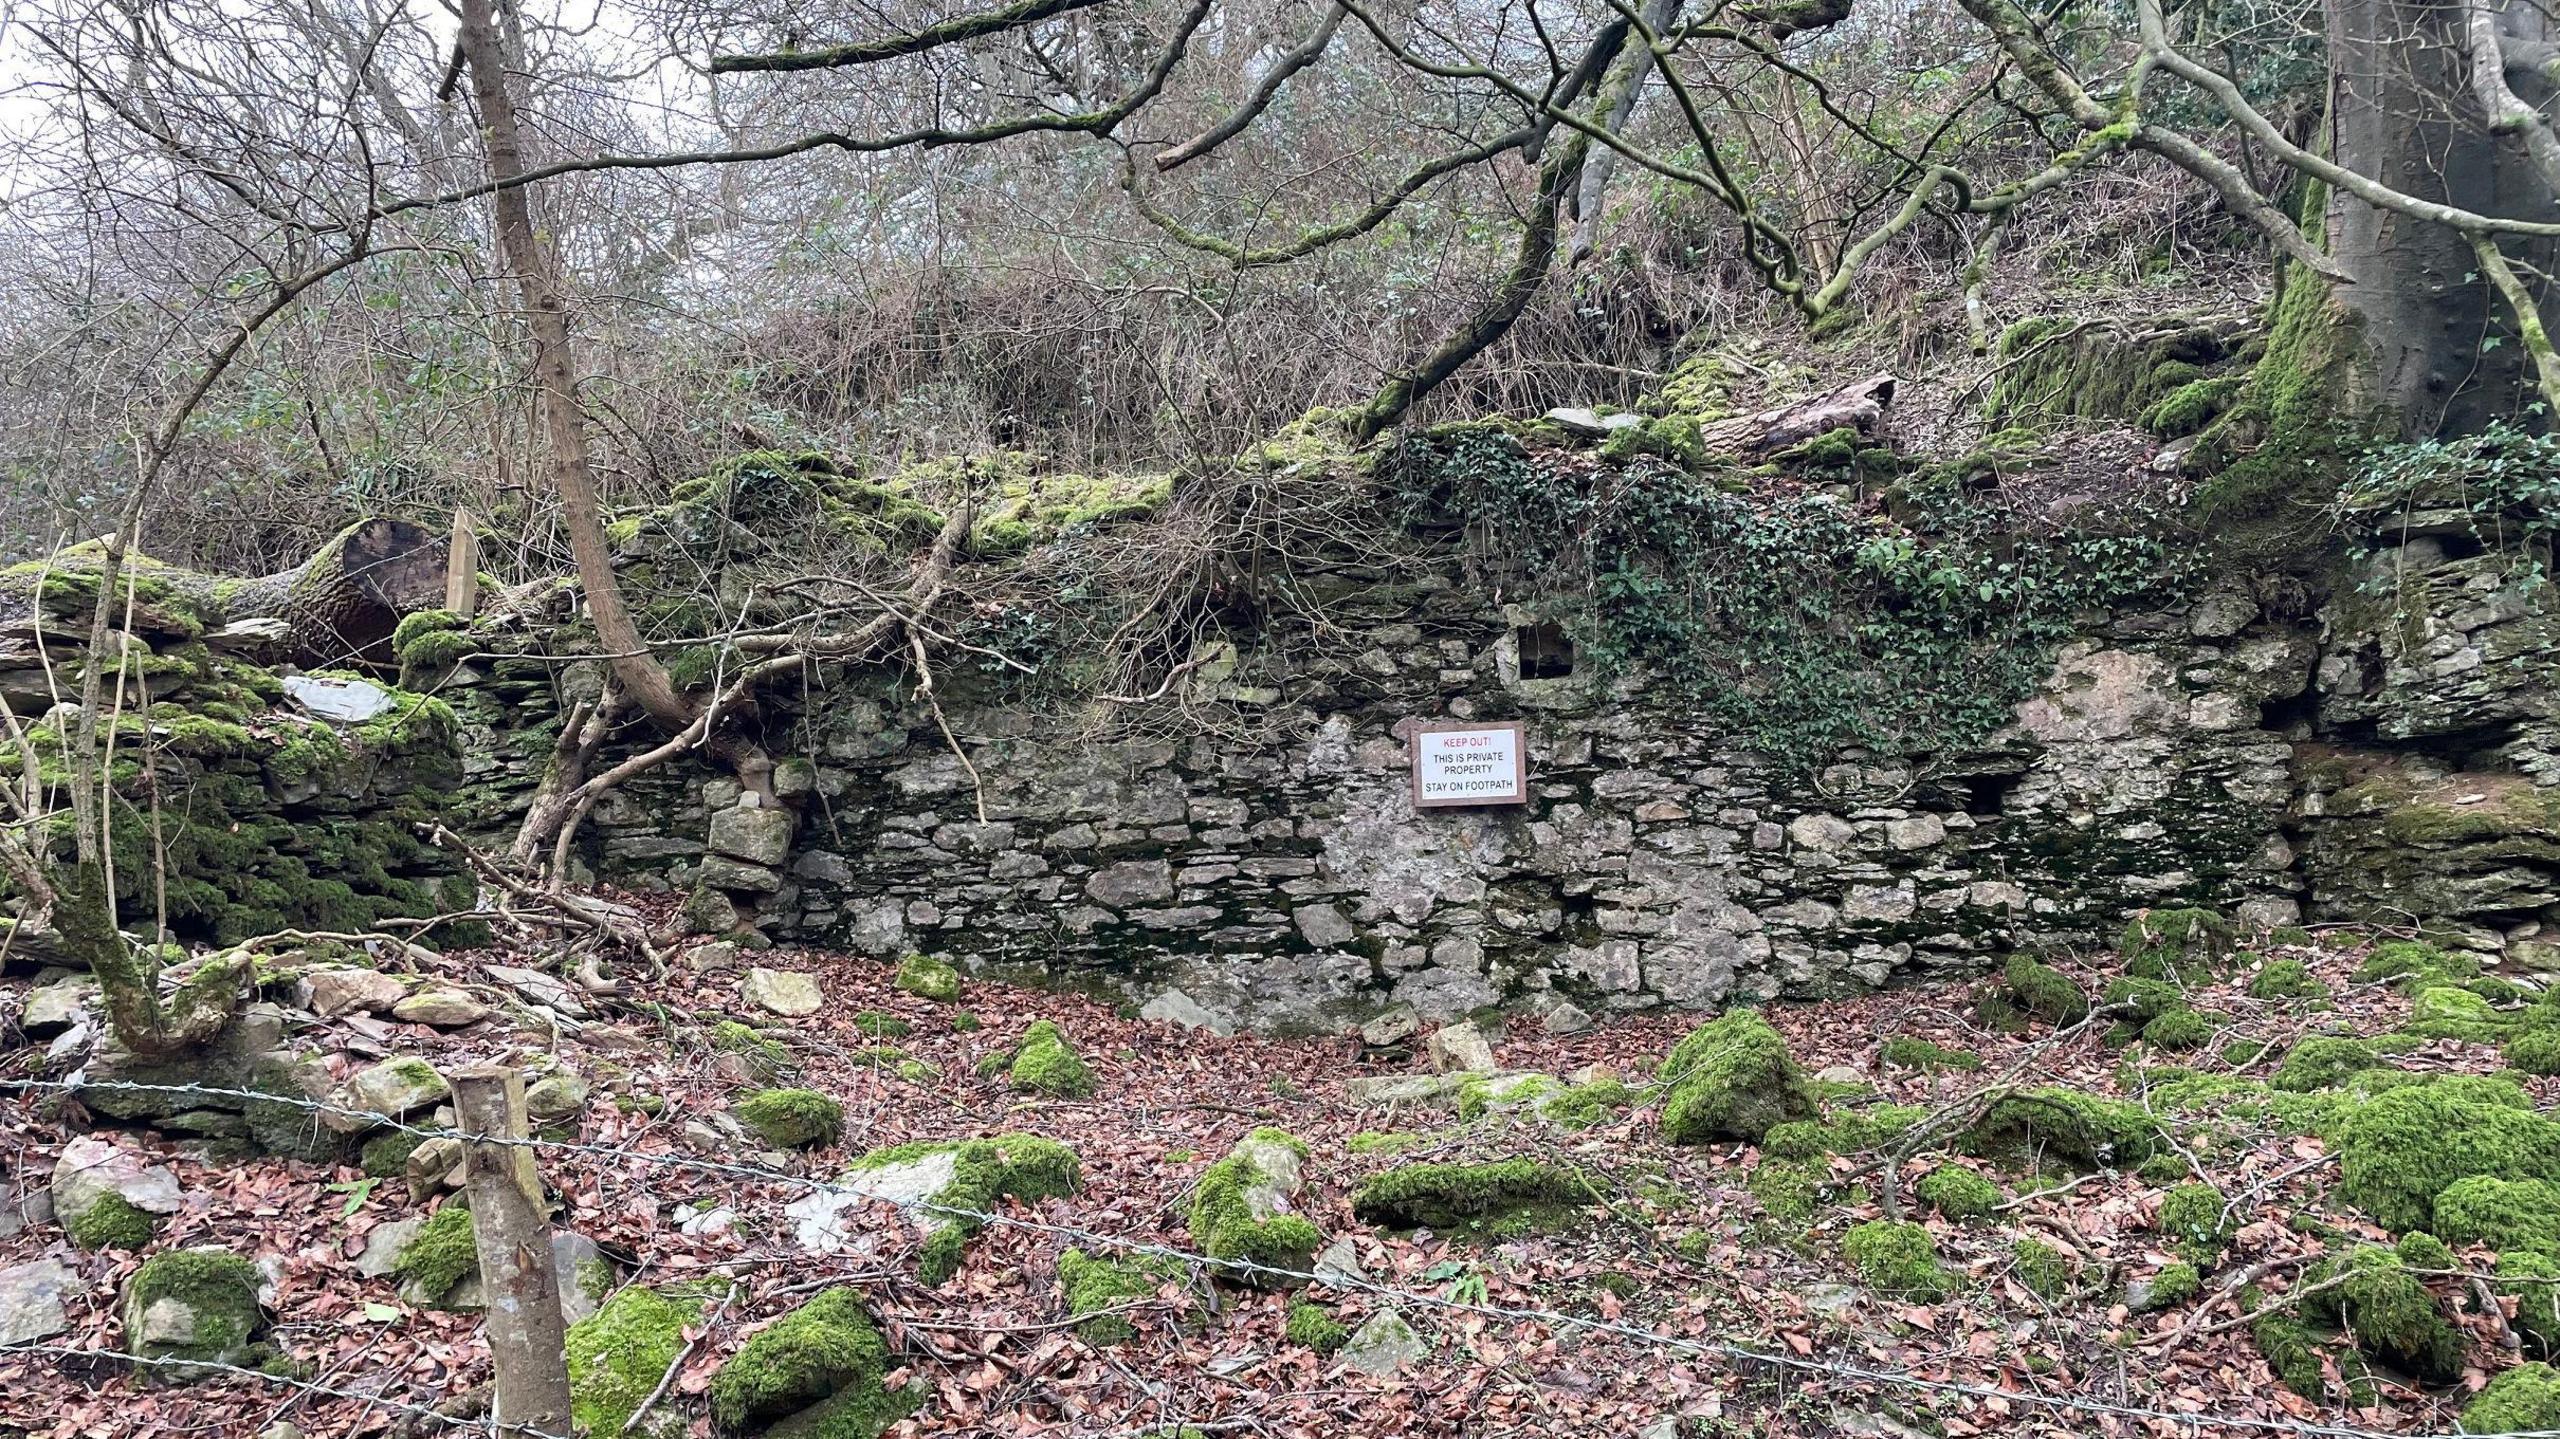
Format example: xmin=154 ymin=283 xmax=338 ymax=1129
xmin=707 ymin=805 xmax=794 ymax=866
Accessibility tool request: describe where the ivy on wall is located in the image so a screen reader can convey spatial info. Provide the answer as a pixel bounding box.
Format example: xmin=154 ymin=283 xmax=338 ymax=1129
xmin=1390 ymin=427 xmax=2191 ymax=773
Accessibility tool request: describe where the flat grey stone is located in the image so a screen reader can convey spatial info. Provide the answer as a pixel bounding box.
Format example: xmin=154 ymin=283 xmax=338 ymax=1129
xmin=305 ymin=968 xmax=404 ymax=1019
xmin=0 ymin=1257 xmax=85 ymax=1344
xmin=282 ymin=674 xmax=395 ymax=723
xmin=342 ymin=1058 xmax=448 ymax=1119
xmin=1339 ymin=1307 xmax=1428 ymax=1376
xmin=743 ymin=967 xmax=822 ymax=1017
xmin=708 ymin=805 xmax=794 ymax=867
xmin=390 ymin=987 xmax=487 ymax=1027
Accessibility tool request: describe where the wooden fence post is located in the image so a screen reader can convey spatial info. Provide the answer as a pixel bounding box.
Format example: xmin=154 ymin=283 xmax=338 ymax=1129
xmin=446 ymin=508 xmax=483 ymax=619
xmin=452 ymin=1065 xmax=573 ymax=1439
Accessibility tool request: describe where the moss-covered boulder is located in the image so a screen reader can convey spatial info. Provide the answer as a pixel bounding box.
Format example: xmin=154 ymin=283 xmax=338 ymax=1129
xmin=51 ymin=1137 xmax=180 ymax=1251
xmin=2434 ymin=1176 xmax=2560 ymax=1254
xmin=709 ymin=1288 xmax=917 ymax=1436
xmin=2270 ymin=1036 xmax=2379 ymax=1092
xmin=1351 ymin=1159 xmax=1595 ymax=1237
xmin=1057 ymin=1248 xmax=1182 ymax=1344
xmin=1913 ymin=1165 xmax=2002 ymax=1222
xmin=2465 ymin=1363 xmax=2560 ymax=1433
xmin=2335 ymin=1083 xmax=2560 ymax=1233
xmin=1841 ymin=1220 xmax=1954 ymax=1300
xmin=893 ymin=953 xmax=962 ymax=1002
xmin=2000 ymin=955 xmax=2090 ymax=1026
xmin=1187 ymin=1129 xmax=1319 ymax=1286
xmin=121 ymin=1248 xmax=266 ymax=1382
xmin=735 ymin=1088 xmax=844 ymax=1149
xmin=2299 ymin=1245 xmax=2464 ymax=1383
xmin=568 ymin=1286 xmax=701 ymax=1436
xmin=1961 ymin=1087 xmax=2160 ymax=1170
xmin=804 ymin=1136 xmax=1082 ymax=1285
xmin=2407 ymin=985 xmax=2513 ymax=1042
xmin=1656 ymin=1010 xmax=1816 ymax=1144
xmin=2246 ymin=959 xmax=2325 ymax=1001
xmin=391 ymin=1203 xmax=479 ymax=1306
xmin=1006 ymin=1021 xmax=1096 ymax=1098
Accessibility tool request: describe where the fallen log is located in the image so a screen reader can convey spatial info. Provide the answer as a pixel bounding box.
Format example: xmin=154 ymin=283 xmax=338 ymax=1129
xmin=0 ymin=517 xmax=447 ymax=667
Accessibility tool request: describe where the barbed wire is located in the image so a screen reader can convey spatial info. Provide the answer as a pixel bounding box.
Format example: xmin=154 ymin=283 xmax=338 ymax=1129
xmin=0 ymin=1340 xmax=570 ymax=1439
xmin=3 ymin=1073 xmax=2552 ymax=1439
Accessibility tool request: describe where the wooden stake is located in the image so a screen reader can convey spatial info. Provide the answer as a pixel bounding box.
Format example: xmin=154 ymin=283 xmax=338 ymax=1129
xmin=452 ymin=1065 xmax=573 ymax=1439
xmin=446 ymin=508 xmax=483 ymax=618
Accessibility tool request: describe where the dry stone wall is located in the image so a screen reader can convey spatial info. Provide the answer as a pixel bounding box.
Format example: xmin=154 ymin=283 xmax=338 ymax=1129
xmin=434 ymin=553 xmax=2460 ymax=1034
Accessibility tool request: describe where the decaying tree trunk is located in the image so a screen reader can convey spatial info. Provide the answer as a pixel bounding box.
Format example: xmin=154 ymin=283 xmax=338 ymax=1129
xmin=1702 ymin=373 xmax=1897 ymax=455
xmin=0 ymin=517 xmax=448 ymax=668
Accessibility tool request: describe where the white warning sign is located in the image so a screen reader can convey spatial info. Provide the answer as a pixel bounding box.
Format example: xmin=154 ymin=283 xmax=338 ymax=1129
xmin=1410 ymin=723 xmax=1528 ymax=808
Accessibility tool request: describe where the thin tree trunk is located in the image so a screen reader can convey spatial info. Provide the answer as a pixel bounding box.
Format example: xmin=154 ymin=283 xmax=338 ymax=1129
xmin=454 ymin=0 xmax=694 ymax=732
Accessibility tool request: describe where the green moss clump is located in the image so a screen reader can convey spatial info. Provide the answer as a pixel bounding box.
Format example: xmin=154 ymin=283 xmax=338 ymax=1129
xmin=1057 ymin=1248 xmax=1177 ymax=1344
xmin=893 ymin=954 xmax=962 ymax=1002
xmin=2136 ymin=1261 xmax=2201 ymax=1311
xmin=1747 ymin=1159 xmax=1826 ymax=1222
xmin=1008 ymin=1020 xmax=1096 ymax=1098
xmin=2252 ymin=1298 xmax=2374 ymax=1406
xmin=2012 ymin=1239 xmax=2073 ymax=1299
xmin=1841 ymin=1220 xmax=1954 ymax=1300
xmin=2335 ymin=1083 xmax=2560 ymax=1233
xmin=2510 ymin=1028 xmax=2560 ymax=1076
xmin=1914 ymin=1165 xmax=2003 ymax=1222
xmin=2139 ymin=375 xmax=2247 ymax=439
xmin=736 ymin=1088 xmax=844 ymax=1149
xmin=568 ymin=1287 xmax=703 ymax=1436
xmin=2246 ymin=959 xmax=2325 ymax=1001
xmin=1188 ymin=1130 xmax=1320 ymax=1283
xmin=2120 ymin=908 xmax=2231 ymax=981
xmin=1880 ymin=1036 xmax=1981 ymax=1071
xmin=712 ymin=1020 xmax=794 ymax=1082
xmin=2271 ymin=1036 xmax=2379 ymax=1093
xmin=2499 ymin=1252 xmax=2560 ymax=1356
xmin=1350 ymin=1159 xmax=1595 ymax=1237
xmin=2465 ymin=1363 xmax=2560 ymax=1432
xmin=2407 ymin=985 xmax=2513 ymax=1043
xmin=2298 ymin=1245 xmax=2463 ymax=1382
xmin=1962 ymin=1087 xmax=2160 ymax=1170
xmin=68 ymin=1192 xmax=158 ymax=1250
xmin=2143 ymin=1009 xmax=2213 ymax=1051
xmin=2102 ymin=977 xmax=2185 ymax=1022
xmin=852 ymin=1135 xmax=1082 ymax=1286
xmin=2354 ymin=940 xmax=2479 ymax=993
xmin=2003 ymin=955 xmax=2089 ymax=1026
xmin=850 ymin=1010 xmax=912 ymax=1038
xmin=2435 ymin=1176 xmax=2560 ymax=1254
xmin=361 ymin=1131 xmax=425 ymax=1179
xmin=1285 ymin=1300 xmax=1350 ymax=1354
xmin=393 ymin=1203 xmax=479 ymax=1301
xmin=1656 ymin=1009 xmax=1817 ymax=1143
xmin=2157 ymin=1183 xmax=2234 ymax=1264
xmin=709 ymin=1288 xmax=912 ymax=1436
xmin=1760 ymin=1105 xmax=1927 ymax=1162
xmin=2220 ymin=1039 xmax=2272 ymax=1067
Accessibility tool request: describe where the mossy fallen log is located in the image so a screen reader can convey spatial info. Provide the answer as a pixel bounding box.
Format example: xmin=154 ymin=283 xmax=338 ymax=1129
xmin=0 ymin=517 xmax=447 ymax=666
